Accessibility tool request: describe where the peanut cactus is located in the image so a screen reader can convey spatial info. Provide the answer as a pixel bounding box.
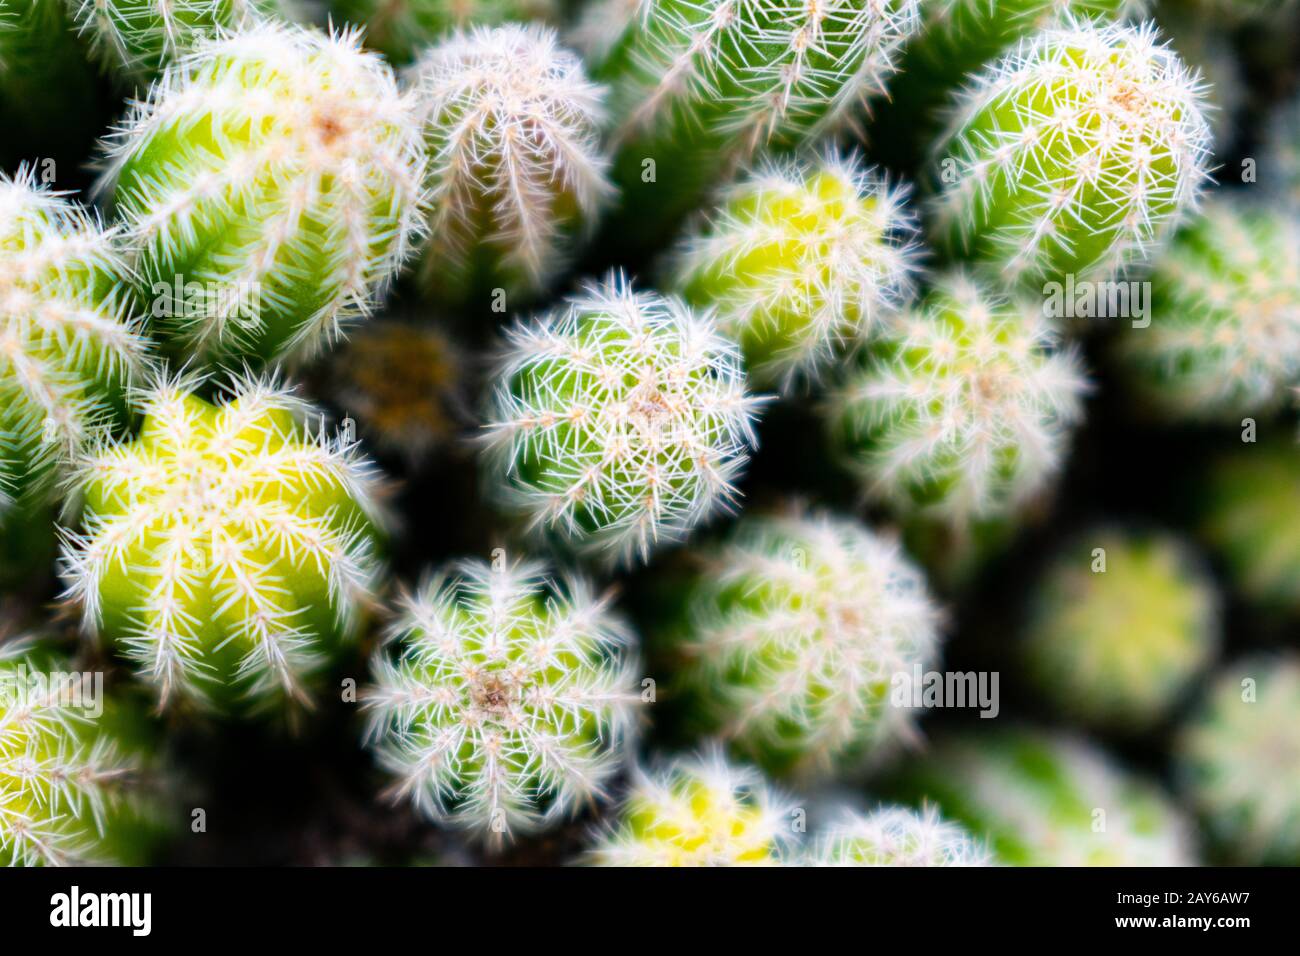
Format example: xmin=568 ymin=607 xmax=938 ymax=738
xmin=931 ymin=18 xmax=1212 ymax=288
xmin=1023 ymin=529 xmax=1219 ymax=731
xmin=408 ymin=24 xmax=612 ymax=306
xmin=1118 ymin=199 xmax=1300 ymax=421
xmin=96 ymin=21 xmax=428 ymax=370
xmin=331 ymin=0 xmax=558 ymax=64
xmin=363 ymin=557 xmax=641 ymax=842
xmin=670 ymin=508 xmax=941 ymax=780
xmin=827 ymin=271 xmax=1087 ymax=526
xmin=587 ymin=748 xmax=794 ymax=866
xmin=669 ymin=148 xmax=921 ymax=393
xmin=482 ymin=272 xmax=765 ymax=567
xmin=892 ymin=728 xmax=1196 ymax=865
xmin=67 ymin=0 xmax=296 ymax=81
xmin=60 ymin=373 xmax=386 ymax=713
xmin=585 ymin=0 xmax=923 ymax=248
xmin=807 ymin=805 xmax=992 ymax=866
xmin=0 ymin=641 xmax=157 ymax=865
xmin=1177 ymin=654 xmax=1300 ymax=865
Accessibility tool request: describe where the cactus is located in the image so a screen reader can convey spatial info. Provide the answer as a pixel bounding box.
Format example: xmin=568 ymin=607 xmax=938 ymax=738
xmin=669 ymin=508 xmax=941 ymax=780
xmin=60 ymin=373 xmax=386 ymax=713
xmin=330 ymin=0 xmax=558 ymax=64
xmin=0 ymin=171 xmax=146 ymax=532
xmin=0 ymin=641 xmax=156 ymax=865
xmin=891 ymin=728 xmax=1195 ymax=865
xmin=408 ymin=24 xmax=612 ymax=306
xmin=806 ymin=804 xmax=992 ymax=866
xmin=931 ymin=18 xmax=1212 ymax=289
xmin=67 ymin=0 xmax=296 ymax=81
xmin=585 ymin=0 xmax=923 ymax=249
xmin=326 ymin=319 xmax=463 ymax=468
xmin=96 ymin=21 xmax=428 ymax=371
xmin=1117 ymin=199 xmax=1300 ymax=421
xmin=1200 ymin=442 xmax=1300 ymax=612
xmin=1022 ymin=528 xmax=1219 ymax=731
xmin=669 ymin=148 xmax=921 ymax=393
xmin=586 ymin=748 xmax=794 ymax=865
xmin=1176 ymin=654 xmax=1300 ymax=865
xmin=363 ymin=557 xmax=640 ymax=842
xmin=482 ymin=272 xmax=765 ymax=567
xmin=827 ymin=271 xmax=1087 ymax=527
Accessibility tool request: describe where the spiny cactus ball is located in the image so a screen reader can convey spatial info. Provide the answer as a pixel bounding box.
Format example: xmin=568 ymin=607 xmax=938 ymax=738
xmin=1118 ymin=199 xmax=1300 ymax=421
xmin=0 ymin=171 xmax=145 ymax=523
xmin=60 ymin=373 xmax=385 ymax=713
xmin=482 ymin=273 xmax=764 ymax=567
xmin=588 ymin=0 xmax=922 ymax=243
xmin=327 ymin=319 xmax=462 ymax=467
xmin=1177 ymin=655 xmax=1300 ymax=864
xmin=332 ymin=0 xmax=558 ymax=64
xmin=828 ymin=271 xmax=1087 ymax=525
xmin=0 ymin=643 xmax=151 ymax=865
xmin=409 ymin=24 xmax=612 ymax=306
xmin=1200 ymin=442 xmax=1300 ymax=611
xmin=364 ymin=558 xmax=640 ymax=841
xmin=672 ymin=509 xmax=941 ymax=780
xmin=670 ymin=149 xmax=921 ymax=393
xmin=1023 ymin=529 xmax=1219 ymax=730
xmin=807 ymin=805 xmax=992 ymax=866
xmin=587 ymin=749 xmax=793 ymax=866
xmin=68 ymin=0 xmax=294 ymax=80
xmin=932 ymin=18 xmax=1212 ymax=288
xmin=97 ymin=22 xmax=427 ymax=370
xmin=894 ymin=729 xmax=1195 ymax=865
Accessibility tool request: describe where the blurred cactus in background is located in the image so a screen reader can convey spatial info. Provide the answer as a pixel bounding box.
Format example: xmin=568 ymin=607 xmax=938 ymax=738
xmin=1177 ymin=654 xmax=1300 ymax=864
xmin=409 ymin=24 xmax=612 ymax=307
xmin=96 ymin=22 xmax=427 ymax=370
xmin=364 ymin=557 xmax=640 ymax=842
xmin=931 ymin=18 xmax=1212 ymax=289
xmin=668 ymin=508 xmax=941 ymax=781
xmin=1264 ymin=94 xmax=1300 ymax=208
xmin=891 ymin=728 xmax=1196 ymax=865
xmin=1118 ymin=199 xmax=1300 ymax=421
xmin=332 ymin=0 xmax=558 ymax=64
xmin=60 ymin=374 xmax=385 ymax=713
xmin=828 ymin=271 xmax=1087 ymax=527
xmin=806 ymin=805 xmax=992 ymax=866
xmin=669 ymin=149 xmax=920 ymax=394
xmin=587 ymin=748 xmax=793 ymax=865
xmin=482 ymin=272 xmax=764 ymax=567
xmin=1022 ymin=529 xmax=1219 ymax=731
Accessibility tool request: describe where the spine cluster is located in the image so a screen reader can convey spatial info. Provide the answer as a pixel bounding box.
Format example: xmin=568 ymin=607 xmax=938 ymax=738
xmin=806 ymin=805 xmax=991 ymax=866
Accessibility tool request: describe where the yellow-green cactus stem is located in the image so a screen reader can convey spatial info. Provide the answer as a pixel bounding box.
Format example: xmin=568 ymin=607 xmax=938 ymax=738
xmin=669 ymin=148 xmax=921 ymax=393
xmin=891 ymin=728 xmax=1195 ymax=865
xmin=931 ymin=18 xmax=1212 ymax=289
xmin=96 ymin=21 xmax=428 ymax=371
xmin=326 ymin=318 xmax=463 ymax=467
xmin=408 ymin=24 xmax=613 ymax=307
xmin=1200 ymin=443 xmax=1300 ymax=612
xmin=60 ymin=373 xmax=386 ymax=713
xmin=482 ymin=272 xmax=765 ymax=568
xmin=806 ymin=805 xmax=992 ymax=866
xmin=67 ymin=0 xmax=297 ymax=81
xmin=1117 ymin=199 xmax=1300 ymax=421
xmin=1022 ymin=528 xmax=1219 ymax=731
xmin=586 ymin=748 xmax=794 ymax=866
xmin=363 ymin=557 xmax=640 ymax=842
xmin=1177 ymin=654 xmax=1300 ymax=865
xmin=583 ymin=0 xmax=922 ymax=250
xmin=331 ymin=0 xmax=558 ymax=64
xmin=669 ymin=508 xmax=941 ymax=781
xmin=827 ymin=271 xmax=1087 ymax=527
xmin=0 ymin=640 xmax=159 ymax=865
xmin=0 ymin=171 xmax=147 ymax=536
